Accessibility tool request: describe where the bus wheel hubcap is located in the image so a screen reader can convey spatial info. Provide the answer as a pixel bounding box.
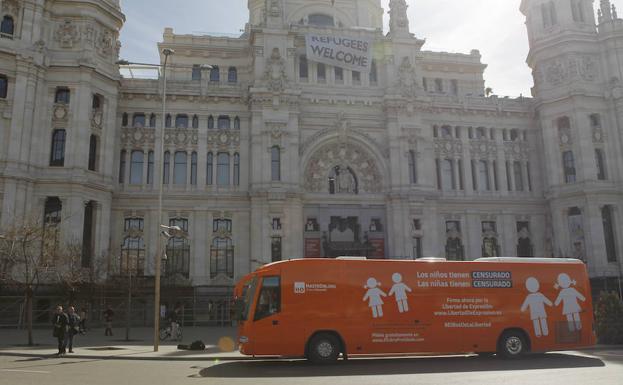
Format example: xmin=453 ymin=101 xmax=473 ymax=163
xmin=506 ymin=337 xmax=522 ymax=354
xmin=317 ymin=341 xmax=333 ymax=358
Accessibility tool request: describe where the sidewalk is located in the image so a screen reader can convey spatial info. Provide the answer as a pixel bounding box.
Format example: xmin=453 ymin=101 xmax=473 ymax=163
xmin=0 ymin=326 xmax=249 ymax=361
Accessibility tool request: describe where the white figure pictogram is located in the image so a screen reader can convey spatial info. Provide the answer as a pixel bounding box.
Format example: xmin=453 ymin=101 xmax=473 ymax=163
xmin=388 ymin=273 xmax=412 ymax=313
xmin=520 ymin=277 xmax=553 ymax=337
xmin=554 ymin=273 xmax=586 ymax=332
xmin=363 ymin=277 xmax=387 ymax=318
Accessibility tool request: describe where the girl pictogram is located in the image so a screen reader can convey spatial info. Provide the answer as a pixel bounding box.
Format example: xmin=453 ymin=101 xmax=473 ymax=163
xmin=363 ymin=277 xmax=387 ymax=318
xmin=554 ymin=273 xmax=586 ymax=332
xmin=388 ymin=273 xmax=412 ymax=313
xmin=520 ymin=277 xmax=553 ymax=337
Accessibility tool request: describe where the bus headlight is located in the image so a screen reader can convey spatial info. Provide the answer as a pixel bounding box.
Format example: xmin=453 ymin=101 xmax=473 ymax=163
xmin=239 ymin=336 xmax=249 ymax=344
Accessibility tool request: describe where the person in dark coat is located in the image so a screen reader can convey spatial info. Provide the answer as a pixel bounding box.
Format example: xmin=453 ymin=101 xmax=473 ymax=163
xmin=52 ymin=305 xmax=69 ymax=356
xmin=104 ymin=305 xmax=114 ymax=336
xmin=65 ymin=306 xmax=80 ymax=353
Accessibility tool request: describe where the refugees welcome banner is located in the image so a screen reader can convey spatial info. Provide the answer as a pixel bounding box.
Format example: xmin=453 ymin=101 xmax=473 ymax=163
xmin=305 ymin=34 xmax=372 ymax=72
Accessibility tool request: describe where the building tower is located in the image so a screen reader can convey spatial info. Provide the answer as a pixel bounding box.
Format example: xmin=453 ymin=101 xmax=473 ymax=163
xmin=521 ymin=0 xmax=623 ymax=287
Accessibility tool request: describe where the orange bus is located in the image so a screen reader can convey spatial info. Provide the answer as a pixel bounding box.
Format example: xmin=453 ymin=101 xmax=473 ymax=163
xmin=233 ymin=257 xmax=595 ymax=363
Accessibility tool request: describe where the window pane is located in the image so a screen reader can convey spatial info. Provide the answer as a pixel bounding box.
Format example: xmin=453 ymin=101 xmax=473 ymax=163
xmin=176 ymin=115 xmax=188 ymax=128
xmin=192 ymin=65 xmax=201 ymax=81
xmin=119 ymin=150 xmax=126 ymax=183
xmin=271 ymin=146 xmax=281 ymax=181
xmin=130 ymin=151 xmax=144 ymax=185
xmin=233 ymin=153 xmax=240 ymax=186
xmin=132 ymin=114 xmax=146 ymax=127
xmin=207 ymin=152 xmax=213 ymax=185
xmin=442 ymin=159 xmax=453 ymax=190
xmin=163 ymin=151 xmax=170 ymax=184
xmin=254 ymin=276 xmax=281 ymax=320
xmin=228 ymin=67 xmax=237 ymax=83
xmin=299 ymin=56 xmax=308 ymax=78
xmin=55 ymin=88 xmax=70 ymax=104
xmin=174 ymin=151 xmax=187 ymax=185
xmin=514 ymin=161 xmax=524 ymax=191
xmin=191 ymin=152 xmax=197 ymax=185
xmin=50 ymin=129 xmax=66 ymax=167
xmin=88 ymin=135 xmax=97 ymax=171
xmin=210 ymin=66 xmax=220 ymax=82
xmin=147 ymin=151 xmax=154 ymax=185
xmin=0 ymin=76 xmax=7 ymax=98
xmin=218 ymin=116 xmax=230 ymax=129
xmin=208 ymin=116 xmax=214 ymax=129
xmin=217 ymin=153 xmax=230 ymax=186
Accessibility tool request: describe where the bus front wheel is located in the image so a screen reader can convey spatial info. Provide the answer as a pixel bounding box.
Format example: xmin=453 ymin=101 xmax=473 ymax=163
xmin=498 ymin=330 xmax=528 ymax=358
xmin=307 ymin=333 xmax=340 ymax=364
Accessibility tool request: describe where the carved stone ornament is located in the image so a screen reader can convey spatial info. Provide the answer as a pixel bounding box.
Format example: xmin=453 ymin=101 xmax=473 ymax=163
xmin=97 ymin=29 xmax=115 ymax=56
xmin=558 ymin=127 xmax=572 ymax=147
xmin=304 ymin=142 xmax=382 ymax=194
xmin=268 ymin=0 xmax=281 ymax=17
xmin=165 ymin=128 xmax=199 ymax=147
xmin=593 ymin=128 xmax=604 ymax=143
xmin=207 ymin=130 xmax=240 ymax=150
xmin=263 ymin=48 xmax=287 ymax=92
xmin=121 ymin=127 xmax=156 ymax=147
xmin=470 ymin=140 xmax=498 ymax=159
xmin=503 ymin=142 xmax=529 ymax=161
xmin=2 ymin=0 xmax=19 ymax=16
xmin=396 ymin=57 xmax=420 ymax=98
xmin=52 ymin=105 xmax=68 ymax=122
xmin=579 ymin=56 xmax=598 ymax=81
xmin=434 ymin=139 xmax=463 ymax=157
xmin=91 ymin=110 xmax=103 ymax=129
xmin=545 ymin=60 xmax=568 ymax=86
xmin=55 ymin=20 xmax=81 ymax=49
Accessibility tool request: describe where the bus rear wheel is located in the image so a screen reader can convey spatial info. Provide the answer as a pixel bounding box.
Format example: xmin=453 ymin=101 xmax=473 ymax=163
xmin=307 ymin=333 xmax=340 ymax=364
xmin=498 ymin=331 xmax=528 ymax=358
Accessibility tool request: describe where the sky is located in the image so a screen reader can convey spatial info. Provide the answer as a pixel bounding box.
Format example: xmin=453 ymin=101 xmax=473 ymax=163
xmin=117 ymin=0 xmax=618 ymax=98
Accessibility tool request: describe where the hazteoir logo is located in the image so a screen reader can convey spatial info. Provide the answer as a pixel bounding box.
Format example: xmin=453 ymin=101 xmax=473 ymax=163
xmin=294 ymin=282 xmax=306 ymax=294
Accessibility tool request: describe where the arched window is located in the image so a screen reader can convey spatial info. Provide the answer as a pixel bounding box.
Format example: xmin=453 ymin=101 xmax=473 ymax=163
xmin=165 ymin=114 xmax=172 ymax=128
xmin=175 ymin=114 xmax=188 ymax=128
xmin=55 ymin=87 xmax=70 ymax=104
xmin=191 ymin=65 xmax=201 ymax=81
xmin=228 ymin=67 xmax=237 ymax=83
xmin=209 ymin=65 xmax=220 ymax=82
xmin=119 ymin=150 xmax=126 ymax=183
xmin=369 ymin=60 xmax=378 ymax=84
xmin=218 ymin=116 xmax=230 ymax=130
xmin=165 ymin=218 xmax=190 ymax=278
xmin=308 ymin=13 xmax=334 ymax=27
xmin=299 ymin=55 xmax=308 ymax=79
xmin=562 ymin=151 xmax=576 ymax=184
xmin=271 ymin=146 xmax=281 ymax=182
xmin=121 ymin=218 xmax=145 ymax=276
xmin=191 ymin=151 xmax=198 ymax=185
xmin=557 ymin=116 xmax=571 ymax=130
xmin=210 ymin=237 xmax=234 ymax=278
xmin=174 ymin=151 xmax=187 ymax=185
xmin=233 ymin=153 xmax=240 ymax=186
xmin=206 ymin=152 xmax=214 ymax=185
xmin=130 ymin=150 xmax=144 ymax=185
xmin=234 ymin=116 xmax=240 ymax=130
xmin=132 ymin=113 xmax=146 ymax=127
xmin=207 ymin=115 xmax=214 ymax=129
xmin=163 ymin=151 xmax=170 ymax=184
xmin=149 ymin=113 xmax=156 ymax=128
xmin=50 ymin=129 xmax=66 ymax=167
xmin=147 ymin=151 xmax=154 ymax=185
xmin=408 ymin=150 xmax=417 ymax=184
xmin=1 ymin=15 xmax=14 ymax=36
xmin=0 ymin=75 xmax=7 ymax=98
xmin=217 ymin=153 xmax=230 ymax=186
xmin=88 ymin=135 xmax=98 ymax=171
xmin=192 ymin=115 xmax=199 ymax=129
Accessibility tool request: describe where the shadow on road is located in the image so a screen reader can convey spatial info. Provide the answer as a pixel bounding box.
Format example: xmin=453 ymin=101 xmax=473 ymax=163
xmin=197 ymin=353 xmax=605 ymax=378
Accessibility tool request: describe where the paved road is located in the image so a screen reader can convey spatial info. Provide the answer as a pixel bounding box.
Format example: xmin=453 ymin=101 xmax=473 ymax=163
xmin=1 ymin=348 xmax=622 ymax=385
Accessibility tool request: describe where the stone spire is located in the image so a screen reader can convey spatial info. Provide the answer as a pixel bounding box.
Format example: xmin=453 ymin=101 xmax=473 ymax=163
xmin=388 ymin=0 xmax=411 ymax=37
xmin=600 ymin=0 xmax=613 ymax=22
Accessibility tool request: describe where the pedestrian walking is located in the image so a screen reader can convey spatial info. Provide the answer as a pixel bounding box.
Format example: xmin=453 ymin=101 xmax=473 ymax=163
xmin=79 ymin=307 xmax=88 ymax=334
xmin=65 ymin=306 xmax=80 ymax=353
xmin=104 ymin=305 xmax=115 ymax=336
xmin=52 ymin=305 xmax=69 ymax=356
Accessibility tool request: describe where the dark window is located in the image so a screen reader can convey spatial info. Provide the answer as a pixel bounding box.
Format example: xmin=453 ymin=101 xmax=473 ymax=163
xmin=92 ymin=94 xmax=102 ymax=110
xmin=0 ymin=75 xmax=7 ymax=98
xmin=233 ymin=153 xmax=240 ymax=186
xmin=81 ymin=201 xmax=95 ymax=268
xmin=218 ymin=116 xmax=230 ymax=129
xmin=352 ymin=71 xmax=361 ymax=84
xmin=516 ymin=222 xmax=534 ymax=257
xmin=557 ymin=116 xmax=570 ymax=130
xmin=369 ymin=60 xmax=378 ymax=84
xmin=435 ymin=78 xmax=443 ymax=92
xmin=192 ymin=65 xmax=201 ymax=81
xmin=213 ymin=219 xmax=232 ymax=233
xmin=55 ymin=87 xmax=70 ymax=104
xmin=1 ymin=15 xmax=14 ymax=36
xmin=130 ymin=150 xmax=144 ymax=185
xmin=121 ymin=231 xmax=145 ymax=277
xmin=408 ymin=150 xmax=417 ymax=184
xmin=174 ymin=151 xmax=187 ymax=185
xmin=132 ymin=113 xmax=146 ymax=127
xmin=335 ymin=67 xmax=343 ymax=82
xmin=50 ymin=129 xmax=66 ymax=167
xmin=506 ymin=161 xmax=513 ymax=191
xmin=308 ymin=13 xmax=334 ymax=26
xmin=510 ymin=129 xmax=520 ymax=141
xmin=163 ymin=151 xmax=170 ymax=184
xmin=88 ymin=135 xmax=97 ymax=171
xmin=514 ymin=161 xmax=524 ymax=191
xmin=165 ymin=114 xmax=172 ymax=128
xmin=422 ymin=77 xmax=428 ymax=91
xmin=207 ymin=115 xmax=214 ymax=129
xmin=207 ymin=152 xmax=213 ymax=185
xmin=147 ymin=151 xmax=154 ymax=185
xmin=562 ymin=151 xmax=576 ymax=184
xmin=317 ymin=63 xmax=326 ymax=82
xmin=122 ymin=112 xmax=128 ymax=126
xmin=234 ymin=116 xmax=240 ymax=130
xmin=119 ymin=150 xmax=126 ymax=183
xmin=595 ymin=149 xmax=607 ymax=180
xmin=450 ymin=79 xmax=458 ymax=95
xmin=209 ymin=66 xmax=220 ymax=82
xmin=217 ymin=153 xmax=230 ymax=186
xmin=192 ymin=115 xmax=199 ymax=129
xmin=210 ymin=237 xmax=234 ymax=278
xmin=254 ymin=276 xmax=281 ymax=320
xmin=175 ymin=114 xmax=188 ymax=128
xmin=228 ymin=67 xmax=237 ymax=83
xmin=602 ymin=205 xmax=618 ymax=263
xmin=165 ymin=218 xmax=190 ymax=278
xmin=299 ymin=56 xmax=308 ymax=79
xmin=191 ymin=151 xmax=197 ymax=185
xmin=149 ymin=114 xmax=156 ymax=128
xmin=590 ymin=113 xmax=601 ymax=129
xmin=271 ymin=146 xmax=281 ymax=181
xmin=271 ymin=237 xmax=282 ymax=263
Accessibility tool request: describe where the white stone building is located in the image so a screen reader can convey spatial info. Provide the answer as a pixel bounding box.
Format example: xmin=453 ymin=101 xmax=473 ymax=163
xmin=0 ymin=0 xmax=622 ymax=293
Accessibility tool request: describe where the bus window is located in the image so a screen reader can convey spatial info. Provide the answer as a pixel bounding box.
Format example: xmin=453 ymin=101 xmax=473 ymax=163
xmin=239 ymin=277 xmax=258 ymax=322
xmin=254 ymin=276 xmax=281 ymax=321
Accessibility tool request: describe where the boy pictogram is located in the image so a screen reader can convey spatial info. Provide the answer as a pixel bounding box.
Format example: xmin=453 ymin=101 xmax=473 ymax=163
xmin=363 ymin=277 xmax=387 ymax=318
xmin=520 ymin=277 xmax=553 ymax=337
xmin=388 ymin=273 xmax=412 ymax=313
xmin=554 ymin=273 xmax=586 ymax=332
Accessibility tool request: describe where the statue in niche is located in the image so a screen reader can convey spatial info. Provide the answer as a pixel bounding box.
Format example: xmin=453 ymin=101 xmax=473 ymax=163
xmin=482 ymin=221 xmax=500 ymax=258
xmin=445 ymin=221 xmax=464 ymax=261
xmin=516 ymin=222 xmax=534 ymax=257
xmin=329 ymin=165 xmax=357 ymax=194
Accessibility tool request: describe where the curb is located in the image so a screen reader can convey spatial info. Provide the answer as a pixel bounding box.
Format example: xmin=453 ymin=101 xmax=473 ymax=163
xmin=0 ymin=350 xmax=253 ymax=362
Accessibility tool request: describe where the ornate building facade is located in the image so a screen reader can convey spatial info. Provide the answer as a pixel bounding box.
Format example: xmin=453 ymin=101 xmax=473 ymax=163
xmin=0 ymin=0 xmax=622 ymax=291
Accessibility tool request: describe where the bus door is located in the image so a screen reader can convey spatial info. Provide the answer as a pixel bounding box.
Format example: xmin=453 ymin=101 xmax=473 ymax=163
xmin=250 ymin=275 xmax=287 ymax=356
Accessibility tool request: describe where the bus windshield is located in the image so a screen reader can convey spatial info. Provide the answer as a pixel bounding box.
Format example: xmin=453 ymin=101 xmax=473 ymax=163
xmin=240 ymin=276 xmax=258 ymax=322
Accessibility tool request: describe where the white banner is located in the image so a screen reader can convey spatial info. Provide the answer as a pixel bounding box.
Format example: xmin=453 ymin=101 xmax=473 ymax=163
xmin=305 ymin=34 xmax=372 ymax=72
